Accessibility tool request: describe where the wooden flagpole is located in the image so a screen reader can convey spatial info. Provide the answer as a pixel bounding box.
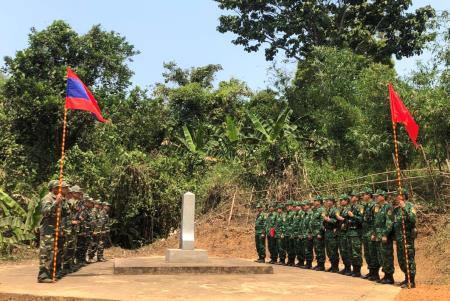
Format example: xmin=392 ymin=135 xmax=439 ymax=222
xmin=51 ymin=106 xmax=68 ymax=282
xmin=392 ymin=121 xmax=411 ymax=289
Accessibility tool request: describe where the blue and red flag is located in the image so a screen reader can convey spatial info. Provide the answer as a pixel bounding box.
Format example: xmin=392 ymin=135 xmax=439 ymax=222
xmin=65 ymin=67 xmax=106 ymax=123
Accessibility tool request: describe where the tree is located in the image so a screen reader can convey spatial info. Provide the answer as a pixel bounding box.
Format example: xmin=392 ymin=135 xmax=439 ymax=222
xmin=215 ymin=0 xmax=435 ymax=63
xmin=1 ymin=20 xmax=138 ymax=184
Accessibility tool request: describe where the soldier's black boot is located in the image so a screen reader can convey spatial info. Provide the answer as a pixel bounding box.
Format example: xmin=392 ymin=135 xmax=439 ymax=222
xmin=380 ymin=273 xmax=395 ymax=284
xmin=369 ymin=269 xmax=380 ymax=281
xmin=400 ymin=274 xmax=416 ymax=288
xmin=295 ymin=260 xmax=305 ymax=267
xmin=344 ymin=265 xmax=353 ymax=276
xmin=338 ymin=266 xmax=347 ymax=275
xmin=331 ymin=262 xmax=339 ymax=273
xmin=302 ymin=261 xmax=312 ymax=269
xmin=316 ymin=262 xmax=325 ymax=271
xmin=277 ymin=259 xmax=285 ymax=265
xmin=352 ymin=266 xmax=361 ymax=277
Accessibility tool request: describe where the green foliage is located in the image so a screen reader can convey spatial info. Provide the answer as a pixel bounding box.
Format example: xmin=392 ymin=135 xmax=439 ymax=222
xmin=215 ymin=0 xmax=436 ymax=63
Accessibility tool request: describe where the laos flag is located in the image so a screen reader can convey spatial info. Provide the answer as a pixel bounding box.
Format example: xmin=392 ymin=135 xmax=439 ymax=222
xmin=65 ymin=67 xmax=106 ymax=123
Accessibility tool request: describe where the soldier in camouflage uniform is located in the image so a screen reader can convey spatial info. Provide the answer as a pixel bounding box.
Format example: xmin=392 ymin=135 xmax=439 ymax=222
xmin=337 ymin=194 xmax=352 ymax=275
xmin=310 ymin=196 xmax=326 ymax=271
xmin=37 ymin=180 xmax=69 ymax=283
xmin=361 ymin=187 xmax=380 ymax=281
xmin=254 ymin=203 xmax=267 ymax=263
xmin=323 ymin=196 xmax=339 ymax=273
xmin=393 ymin=189 xmax=417 ymax=288
xmin=285 ymin=200 xmax=297 ymax=266
xmin=76 ymin=196 xmax=93 ymax=266
xmin=97 ymin=202 xmax=111 ymax=261
xmin=265 ymin=203 xmax=278 ymax=264
xmin=301 ymin=200 xmax=314 ymax=269
xmin=372 ymin=189 xmax=395 ymax=284
xmin=347 ymin=191 xmax=364 ymax=277
xmin=88 ymin=200 xmax=103 ymax=262
xmin=293 ymin=201 xmax=305 ymax=267
xmin=275 ymin=203 xmax=287 ymax=265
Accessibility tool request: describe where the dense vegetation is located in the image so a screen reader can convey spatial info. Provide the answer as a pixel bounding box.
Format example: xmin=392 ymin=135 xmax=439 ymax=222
xmin=0 ymin=7 xmax=448 ymax=251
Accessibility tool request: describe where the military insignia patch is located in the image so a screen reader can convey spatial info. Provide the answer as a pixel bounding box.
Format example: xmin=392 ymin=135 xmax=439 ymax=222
xmin=374 ymin=206 xmax=379 ymax=213
xmin=387 ymin=209 xmax=392 ymax=216
xmin=336 ymin=211 xmax=340 ymax=217
xmin=322 ymin=212 xmax=326 ymax=217
xmin=359 ymin=207 xmax=364 ymax=214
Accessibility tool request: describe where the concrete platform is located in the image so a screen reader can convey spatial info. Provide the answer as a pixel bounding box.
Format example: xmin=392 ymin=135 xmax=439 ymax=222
xmin=114 ymin=256 xmax=273 ymax=275
xmin=0 ymin=258 xmax=401 ymax=301
xmin=165 ymin=248 xmax=208 ymax=263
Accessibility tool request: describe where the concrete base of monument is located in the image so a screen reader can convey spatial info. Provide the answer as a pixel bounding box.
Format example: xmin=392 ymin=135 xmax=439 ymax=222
xmin=114 ymin=256 xmax=274 ymax=275
xmin=165 ymin=248 xmax=208 ymax=263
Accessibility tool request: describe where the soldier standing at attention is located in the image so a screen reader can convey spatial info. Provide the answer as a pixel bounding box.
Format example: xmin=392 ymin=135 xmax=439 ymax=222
xmin=372 ymin=189 xmax=395 ymax=284
xmin=393 ymin=189 xmax=417 ymax=288
xmin=61 ymin=186 xmax=81 ymax=275
xmin=285 ymin=201 xmax=297 ymax=266
xmin=37 ymin=180 xmax=69 ymax=283
xmin=254 ymin=203 xmax=267 ymax=263
xmin=88 ymin=200 xmax=103 ymax=262
xmin=361 ymin=188 xmax=380 ymax=281
xmin=266 ymin=203 xmax=278 ymax=264
xmin=96 ymin=202 xmax=109 ymax=262
xmin=347 ymin=191 xmax=364 ymax=277
xmin=323 ymin=196 xmax=339 ymax=273
xmin=337 ymin=194 xmax=352 ymax=275
xmin=275 ymin=203 xmax=287 ymax=265
xmin=310 ymin=196 xmax=326 ymax=271
xmin=293 ymin=201 xmax=305 ymax=267
xmin=301 ymin=200 xmax=314 ymax=269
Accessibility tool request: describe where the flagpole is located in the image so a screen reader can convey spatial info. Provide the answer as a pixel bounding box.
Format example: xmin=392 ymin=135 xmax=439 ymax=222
xmin=52 ymin=105 xmax=68 ymax=282
xmin=392 ymin=120 xmax=411 ymax=289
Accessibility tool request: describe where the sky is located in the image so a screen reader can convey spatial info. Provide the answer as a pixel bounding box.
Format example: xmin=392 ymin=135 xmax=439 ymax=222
xmin=0 ymin=0 xmax=448 ymax=91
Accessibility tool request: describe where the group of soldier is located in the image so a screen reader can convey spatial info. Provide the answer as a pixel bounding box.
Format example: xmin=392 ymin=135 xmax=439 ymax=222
xmin=254 ymin=187 xmax=417 ymax=288
xmin=37 ymin=180 xmax=111 ymax=283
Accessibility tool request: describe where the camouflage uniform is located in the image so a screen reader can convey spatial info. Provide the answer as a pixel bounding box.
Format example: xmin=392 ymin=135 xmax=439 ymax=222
xmin=337 ymin=196 xmax=352 ymax=275
xmin=97 ymin=203 xmax=109 ymax=261
xmin=285 ymin=201 xmax=297 ymax=265
xmin=361 ymin=188 xmax=380 ymax=280
xmin=265 ymin=205 xmax=278 ymax=263
xmin=275 ymin=204 xmax=287 ymax=264
xmin=347 ymin=192 xmax=364 ymax=277
xmin=254 ymin=204 xmax=267 ymax=262
xmin=302 ymin=203 xmax=314 ymax=269
xmin=373 ymin=190 xmax=395 ymax=284
xmin=88 ymin=203 xmax=102 ymax=261
xmin=393 ymin=195 xmax=417 ymax=288
xmin=310 ymin=197 xmax=326 ymax=270
xmin=293 ymin=202 xmax=305 ymax=266
xmin=76 ymin=197 xmax=92 ymax=265
xmin=323 ymin=198 xmax=339 ymax=272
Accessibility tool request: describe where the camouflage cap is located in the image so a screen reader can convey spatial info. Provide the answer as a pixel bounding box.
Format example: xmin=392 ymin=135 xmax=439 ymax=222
xmin=70 ymin=185 xmax=82 ymax=193
xmin=276 ymin=203 xmax=284 ymax=209
xmin=303 ymin=199 xmax=312 ymax=205
xmin=48 ymin=180 xmax=69 ymax=190
xmin=349 ymin=191 xmax=360 ymax=197
xmin=314 ymin=195 xmax=323 ymax=201
xmin=394 ymin=188 xmax=409 ymax=199
xmin=339 ymin=194 xmax=350 ymax=200
xmin=268 ymin=203 xmax=275 ymax=208
xmin=324 ymin=195 xmax=335 ymax=201
xmin=373 ymin=189 xmax=387 ymax=197
xmin=286 ymin=200 xmax=294 ymax=206
xmin=362 ymin=187 xmax=373 ymax=195
xmin=256 ymin=203 xmax=263 ymax=209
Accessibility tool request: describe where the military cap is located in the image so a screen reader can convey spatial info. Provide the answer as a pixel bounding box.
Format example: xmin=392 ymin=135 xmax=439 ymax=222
xmin=394 ymin=188 xmax=409 ymax=199
xmin=373 ymin=189 xmax=387 ymax=197
xmin=339 ymin=194 xmax=350 ymax=200
xmin=48 ymin=180 xmax=69 ymax=190
xmin=286 ymin=200 xmax=294 ymax=206
xmin=349 ymin=191 xmax=360 ymax=197
xmin=362 ymin=187 xmax=373 ymax=195
xmin=314 ymin=195 xmax=323 ymax=201
xmin=256 ymin=203 xmax=263 ymax=209
xmin=103 ymin=202 xmax=111 ymax=207
xmin=70 ymin=185 xmax=82 ymax=193
xmin=268 ymin=203 xmax=275 ymax=208
xmin=276 ymin=203 xmax=284 ymax=209
xmin=324 ymin=195 xmax=335 ymax=201
xmin=303 ymin=199 xmax=312 ymax=205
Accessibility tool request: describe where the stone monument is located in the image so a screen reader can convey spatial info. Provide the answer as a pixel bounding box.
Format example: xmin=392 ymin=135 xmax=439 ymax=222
xmin=165 ymin=192 xmax=208 ymax=263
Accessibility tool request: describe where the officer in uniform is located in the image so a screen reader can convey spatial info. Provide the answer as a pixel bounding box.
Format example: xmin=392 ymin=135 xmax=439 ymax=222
xmin=361 ymin=187 xmax=380 ymax=281
xmin=323 ymin=195 xmax=339 ymax=273
xmin=97 ymin=202 xmax=109 ymax=262
xmin=62 ymin=185 xmax=82 ymax=274
xmin=275 ymin=203 xmax=287 ymax=264
xmin=88 ymin=200 xmax=103 ymax=262
xmin=294 ymin=201 xmax=305 ymax=267
xmin=265 ymin=203 xmax=278 ymax=264
xmin=254 ymin=203 xmax=267 ymax=263
xmin=285 ymin=201 xmax=297 ymax=266
xmin=393 ymin=189 xmax=417 ymax=288
xmin=372 ymin=189 xmax=395 ymax=284
xmin=310 ymin=196 xmax=326 ymax=271
xmin=37 ymin=180 xmax=69 ymax=283
xmin=337 ymin=194 xmax=352 ymax=275
xmin=301 ymin=200 xmax=314 ymax=269
xmin=347 ymin=191 xmax=364 ymax=277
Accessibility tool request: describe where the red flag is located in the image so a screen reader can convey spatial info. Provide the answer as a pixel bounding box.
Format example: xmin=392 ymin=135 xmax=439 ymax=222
xmin=65 ymin=67 xmax=106 ymax=123
xmin=388 ymin=83 xmax=419 ymax=146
